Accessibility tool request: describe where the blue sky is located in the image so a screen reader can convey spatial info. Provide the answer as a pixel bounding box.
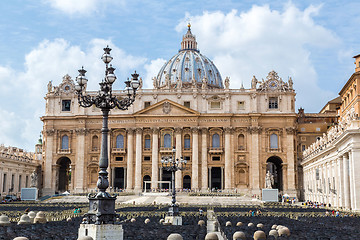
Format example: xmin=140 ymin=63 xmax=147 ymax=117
xmin=0 ymin=0 xmax=359 ymax=151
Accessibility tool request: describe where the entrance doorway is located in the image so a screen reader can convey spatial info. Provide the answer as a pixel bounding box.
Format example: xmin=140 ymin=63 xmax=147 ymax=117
xmin=210 ymin=167 xmax=222 ymax=190
xmin=161 ymin=169 xmax=171 ymax=190
xmin=57 ymin=157 xmax=71 ymax=192
xmin=114 ymin=167 xmax=125 ymax=190
xmin=183 ymin=175 xmax=191 ymax=189
xmin=266 ymin=156 xmax=283 ymax=190
xmin=143 ymin=175 xmax=151 ymax=191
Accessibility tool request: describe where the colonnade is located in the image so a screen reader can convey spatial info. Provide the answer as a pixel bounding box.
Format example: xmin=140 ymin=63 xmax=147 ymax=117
xmin=303 ymin=149 xmax=360 ymax=210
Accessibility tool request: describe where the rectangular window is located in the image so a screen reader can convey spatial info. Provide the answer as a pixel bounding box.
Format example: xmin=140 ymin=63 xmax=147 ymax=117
xmin=237 ymin=101 xmax=245 ymax=110
xmin=62 ymin=100 xmax=71 ymax=111
xmin=302 ymin=145 xmax=306 ymax=151
xmin=210 ymin=101 xmax=221 ymax=109
xmin=115 ymin=156 xmax=123 ymax=161
xmin=144 ymin=156 xmax=151 ymax=161
xmin=184 ymin=101 xmax=191 ymax=108
xmin=11 ymin=174 xmax=14 ymax=191
xmin=184 ymin=156 xmax=191 ymax=162
xmin=144 ymin=138 xmax=151 ymax=149
xmin=144 ymin=102 xmax=151 ymax=108
xmin=269 ymin=97 xmax=278 ymax=109
xmin=212 ymin=156 xmax=221 ymax=161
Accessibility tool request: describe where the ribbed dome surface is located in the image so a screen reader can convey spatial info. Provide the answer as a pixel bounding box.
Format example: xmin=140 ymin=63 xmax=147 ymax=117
xmin=156 ymin=24 xmax=223 ymax=89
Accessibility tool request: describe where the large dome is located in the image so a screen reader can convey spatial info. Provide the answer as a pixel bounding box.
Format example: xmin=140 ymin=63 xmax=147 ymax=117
xmin=155 ymin=24 xmax=223 ymax=89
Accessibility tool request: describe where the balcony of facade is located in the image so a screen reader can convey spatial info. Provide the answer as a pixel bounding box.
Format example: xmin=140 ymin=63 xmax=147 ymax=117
xmin=208 ymin=147 xmax=224 ymax=154
xmin=90 ymin=147 xmax=100 ymax=153
xmin=160 ymin=147 xmax=173 ymax=153
xmin=58 ymin=149 xmax=71 ymax=154
xmin=112 ymin=148 xmax=126 ymax=154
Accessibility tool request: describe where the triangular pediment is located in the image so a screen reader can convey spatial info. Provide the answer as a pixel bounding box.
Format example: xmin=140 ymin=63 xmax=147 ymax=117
xmin=134 ymin=99 xmax=199 ymax=116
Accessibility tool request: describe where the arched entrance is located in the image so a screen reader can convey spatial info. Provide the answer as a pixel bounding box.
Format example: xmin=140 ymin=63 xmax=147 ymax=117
xmin=114 ymin=167 xmax=125 ymax=190
xmin=183 ymin=175 xmax=191 ymax=189
xmin=266 ymin=156 xmax=283 ymax=190
xmin=143 ymin=175 xmax=151 ymax=191
xmin=57 ymin=157 xmax=71 ymax=192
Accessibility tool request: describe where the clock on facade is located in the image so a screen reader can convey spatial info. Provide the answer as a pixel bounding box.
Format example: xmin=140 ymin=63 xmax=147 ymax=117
xmin=268 ymin=80 xmax=278 ymax=90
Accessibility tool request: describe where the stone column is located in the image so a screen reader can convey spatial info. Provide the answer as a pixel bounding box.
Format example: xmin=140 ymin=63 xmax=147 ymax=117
xmin=350 ymin=149 xmax=360 ymax=210
xmin=249 ymin=126 xmax=260 ymax=194
xmin=151 ymin=128 xmax=159 ymax=190
xmin=74 ymin=128 xmax=86 ymax=193
xmin=324 ymin=163 xmax=328 ymax=204
xmin=286 ymin=127 xmax=296 ymax=195
xmin=343 ymin=153 xmax=351 ymax=209
xmin=175 ymin=128 xmax=182 ymax=190
xmin=349 ymin=151 xmax=356 ymax=210
xmin=134 ymin=128 xmax=142 ymax=191
xmin=336 ymin=157 xmax=343 ymax=207
xmin=43 ymin=129 xmax=55 ymax=196
xmin=224 ymin=127 xmax=232 ymax=190
xmin=201 ymin=128 xmax=208 ymax=191
xmin=191 ymin=127 xmax=199 ymax=190
xmin=126 ymin=128 xmax=134 ymax=191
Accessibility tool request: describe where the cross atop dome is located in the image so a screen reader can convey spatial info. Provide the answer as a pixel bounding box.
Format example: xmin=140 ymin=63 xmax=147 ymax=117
xmin=180 ymin=23 xmax=198 ymax=52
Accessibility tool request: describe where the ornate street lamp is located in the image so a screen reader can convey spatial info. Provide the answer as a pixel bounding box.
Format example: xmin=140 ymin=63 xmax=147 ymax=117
xmin=161 ymin=146 xmax=187 ymax=217
xmin=75 ymin=46 xmax=139 ymax=225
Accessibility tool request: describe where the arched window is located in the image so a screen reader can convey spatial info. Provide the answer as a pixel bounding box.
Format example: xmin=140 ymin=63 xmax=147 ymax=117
xmin=212 ymin=133 xmax=220 ymax=148
xmin=90 ymin=169 xmax=97 ymax=184
xmin=116 ymin=134 xmax=124 ymax=149
xmin=164 ymin=134 xmax=171 ymax=148
xmin=144 ymin=134 xmax=151 ymax=149
xmin=61 ymin=135 xmax=69 ymax=150
xmin=92 ymin=136 xmax=99 ymax=151
xmin=238 ymin=134 xmax=245 ymax=150
xmin=184 ymin=134 xmax=191 ymax=149
xmin=270 ymin=134 xmax=278 ymax=149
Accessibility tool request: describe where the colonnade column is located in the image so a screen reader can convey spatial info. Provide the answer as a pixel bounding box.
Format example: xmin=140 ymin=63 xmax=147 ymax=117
xmin=151 ymin=128 xmax=159 ymax=190
xmin=191 ymin=128 xmax=199 ymax=190
xmin=134 ymin=128 xmax=143 ymax=191
xmin=336 ymin=157 xmax=343 ymax=207
xmin=126 ymin=128 xmax=134 ymax=190
xmin=224 ymin=127 xmax=232 ymax=190
xmin=201 ymin=128 xmax=208 ymax=191
xmin=342 ymin=153 xmax=350 ymax=209
xmin=350 ymin=149 xmax=360 ymax=210
xmin=175 ymin=128 xmax=182 ymax=190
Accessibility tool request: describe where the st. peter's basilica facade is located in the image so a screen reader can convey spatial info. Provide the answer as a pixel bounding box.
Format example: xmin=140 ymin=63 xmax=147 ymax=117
xmin=41 ymin=25 xmax=298 ymax=197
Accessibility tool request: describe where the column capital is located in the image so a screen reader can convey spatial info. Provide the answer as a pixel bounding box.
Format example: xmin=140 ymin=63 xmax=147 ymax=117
xmin=151 ymin=127 xmax=160 ymax=134
xmin=247 ymin=126 xmax=262 ymax=134
xmin=127 ymin=128 xmax=134 ymax=134
xmin=174 ymin=127 xmax=182 ymax=134
xmin=285 ymin=127 xmax=296 ymax=135
xmin=191 ymin=127 xmax=200 ymax=133
xmin=45 ymin=129 xmax=55 ymax=136
xmin=135 ymin=128 xmax=143 ymax=134
xmin=224 ymin=127 xmax=233 ymax=134
xmin=201 ymin=127 xmax=208 ymax=134
xmin=75 ymin=128 xmax=89 ymax=136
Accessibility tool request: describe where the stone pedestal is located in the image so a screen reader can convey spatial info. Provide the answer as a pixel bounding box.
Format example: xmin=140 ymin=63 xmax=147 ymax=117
xmin=165 ymin=216 xmax=182 ymax=225
xmin=78 ymin=224 xmax=123 ymax=240
xmin=262 ymin=189 xmax=279 ymax=202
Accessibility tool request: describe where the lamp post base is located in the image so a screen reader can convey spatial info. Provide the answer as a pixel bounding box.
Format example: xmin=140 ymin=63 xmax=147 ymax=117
xmin=78 ymin=223 xmax=123 ymax=240
xmin=164 ymin=216 xmax=182 ymax=226
xmin=82 ymin=193 xmax=117 ymax=225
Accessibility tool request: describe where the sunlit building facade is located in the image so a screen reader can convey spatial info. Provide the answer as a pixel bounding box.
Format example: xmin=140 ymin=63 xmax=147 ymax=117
xmin=41 ymin=25 xmax=298 ymax=197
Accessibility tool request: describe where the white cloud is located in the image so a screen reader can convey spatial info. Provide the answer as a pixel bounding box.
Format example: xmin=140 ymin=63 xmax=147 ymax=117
xmin=43 ymin=0 xmax=124 ymax=15
xmin=0 ymin=38 xmax=147 ymax=150
xmin=143 ymin=58 xmax=167 ymax=89
xmin=176 ymin=4 xmax=340 ymax=111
